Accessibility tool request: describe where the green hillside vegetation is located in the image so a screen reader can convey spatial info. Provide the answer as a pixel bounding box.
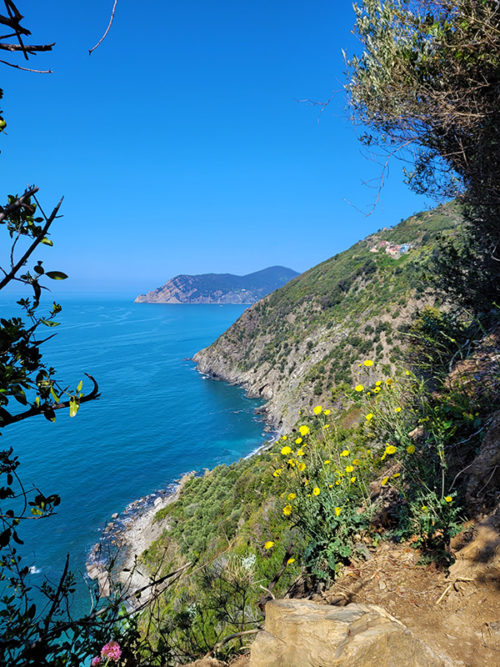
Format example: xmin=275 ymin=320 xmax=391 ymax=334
xmin=135 ymin=320 xmax=497 ymax=663
xmin=194 ymin=202 xmax=462 ymax=427
xmin=127 ymin=200 xmax=498 ymax=663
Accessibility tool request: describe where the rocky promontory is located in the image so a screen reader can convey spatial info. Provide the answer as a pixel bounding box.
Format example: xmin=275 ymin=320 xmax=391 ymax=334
xmin=135 ymin=266 xmax=299 ymax=304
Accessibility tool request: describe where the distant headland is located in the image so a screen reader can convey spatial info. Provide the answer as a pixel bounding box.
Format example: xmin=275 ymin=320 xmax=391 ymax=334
xmin=134 ymin=266 xmax=299 ymax=304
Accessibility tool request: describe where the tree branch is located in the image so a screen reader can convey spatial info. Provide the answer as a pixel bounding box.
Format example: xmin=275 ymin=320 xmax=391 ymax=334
xmin=0 ymin=374 xmax=100 ymax=427
xmin=0 ymin=185 xmax=38 ymax=223
xmin=0 ymin=194 xmax=63 ymax=290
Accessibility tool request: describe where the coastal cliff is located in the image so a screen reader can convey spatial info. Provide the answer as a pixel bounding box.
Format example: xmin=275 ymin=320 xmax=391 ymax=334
xmin=194 ymin=203 xmax=462 ymax=430
xmin=135 ymin=266 xmax=298 ymax=304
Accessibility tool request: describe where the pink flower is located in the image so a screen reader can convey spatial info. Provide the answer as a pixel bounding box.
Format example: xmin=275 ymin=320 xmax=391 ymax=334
xmin=91 ymin=658 xmax=102 ymax=666
xmin=101 ymin=640 xmax=122 ymax=662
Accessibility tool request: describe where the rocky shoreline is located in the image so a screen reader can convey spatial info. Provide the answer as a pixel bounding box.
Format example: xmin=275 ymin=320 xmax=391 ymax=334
xmin=86 ymin=398 xmax=276 ymax=608
xmin=86 ymin=475 xmax=192 ymax=604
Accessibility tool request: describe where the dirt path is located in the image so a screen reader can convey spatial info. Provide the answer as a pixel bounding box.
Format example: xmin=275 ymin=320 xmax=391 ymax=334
xmin=315 ymin=524 xmax=500 ymax=666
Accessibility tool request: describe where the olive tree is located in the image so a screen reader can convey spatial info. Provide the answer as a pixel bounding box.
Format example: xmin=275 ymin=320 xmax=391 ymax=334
xmin=346 ymin=0 xmax=500 ymax=310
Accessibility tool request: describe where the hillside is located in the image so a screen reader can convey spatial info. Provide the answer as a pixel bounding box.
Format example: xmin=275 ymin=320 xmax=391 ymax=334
xmin=134 ymin=266 xmax=299 ymax=304
xmin=194 ymin=203 xmax=462 ymax=430
xmin=106 ymin=199 xmax=499 ymax=665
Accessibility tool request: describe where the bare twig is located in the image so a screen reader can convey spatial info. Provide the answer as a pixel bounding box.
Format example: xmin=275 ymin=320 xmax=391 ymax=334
xmin=0 ymin=58 xmax=52 ymax=72
xmin=89 ymin=0 xmax=118 ymax=55
xmin=204 ymin=628 xmax=261 ymax=658
xmin=436 ymin=582 xmax=452 ymax=604
xmin=0 ymin=41 xmax=54 ymax=52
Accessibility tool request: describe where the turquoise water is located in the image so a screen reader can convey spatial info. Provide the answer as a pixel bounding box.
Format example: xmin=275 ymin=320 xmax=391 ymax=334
xmin=2 ymin=299 xmax=265 ymax=610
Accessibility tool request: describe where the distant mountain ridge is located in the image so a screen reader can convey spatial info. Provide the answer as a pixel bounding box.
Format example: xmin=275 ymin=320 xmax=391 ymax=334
xmin=134 ymin=266 xmax=299 ymax=304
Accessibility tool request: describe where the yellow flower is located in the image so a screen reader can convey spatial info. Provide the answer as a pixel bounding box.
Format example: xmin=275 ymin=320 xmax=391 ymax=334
xmin=352 ymin=459 xmax=361 ymax=465
xmin=366 ymin=413 xmax=373 ymax=421
xmin=335 ymin=507 xmax=342 ymax=516
xmin=381 ymin=477 xmax=389 ymax=486
xmin=282 ymin=435 xmax=287 ymax=441
xmin=297 ymin=462 xmax=306 ymax=472
xmin=297 ymin=448 xmax=305 ymax=457
xmin=299 ymin=425 xmax=310 ymax=436
xmin=281 ymin=445 xmax=292 ymax=455
xmin=295 ymin=437 xmax=303 ymax=445
xmin=385 ymin=445 xmax=397 ymax=455
xmin=386 ymin=378 xmax=394 ymax=385
xmin=406 ymin=445 xmax=416 ymax=454
xmin=405 ymin=370 xmax=410 ymax=375
xmin=444 ymin=496 xmax=453 ymax=503
xmin=324 ymin=459 xmax=331 ymax=465
xmin=272 ymin=469 xmax=282 ymax=478
xmin=264 ymin=541 xmax=274 ymax=549
xmin=287 ymin=459 xmax=296 ymax=467
xmin=286 ymin=557 xmax=295 ymax=565
xmin=394 ymin=407 xmax=402 ymax=413
xmin=312 ymin=487 xmax=321 ymax=496
xmin=374 ymin=387 xmax=381 ymax=393
xmin=350 ymin=476 xmax=356 ymax=483
xmin=335 ymin=480 xmax=341 ymax=485
xmin=324 ymin=409 xmax=331 ymax=415
xmin=392 ymin=472 xmax=400 ymax=478
xmin=283 ymin=504 xmax=293 ymax=516
xmin=421 ymin=505 xmax=428 ymax=512
xmin=323 ymin=424 xmax=330 ymax=430
xmin=355 ymin=384 xmax=364 ymax=392
xmin=288 ymin=493 xmax=296 ymax=500
xmin=358 ymin=363 xmax=362 ymax=367
xmin=364 ymin=360 xmax=373 ymax=367
xmin=329 ymin=484 xmax=333 ymax=488
xmin=340 ymin=450 xmax=350 ymax=457
xmin=313 ymin=405 xmax=322 ymax=415
xmin=345 ymin=465 xmax=354 ymax=473
xmin=375 ymin=380 xmax=382 ymax=386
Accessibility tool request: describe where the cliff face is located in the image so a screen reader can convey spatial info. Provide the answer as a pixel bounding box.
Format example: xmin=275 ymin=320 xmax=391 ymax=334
xmin=134 ymin=266 xmax=299 ymax=304
xmin=194 ymin=203 xmax=462 ymax=430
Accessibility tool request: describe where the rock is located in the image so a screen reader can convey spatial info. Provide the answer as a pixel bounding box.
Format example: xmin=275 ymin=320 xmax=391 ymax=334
xmin=97 ymin=570 xmax=111 ymax=597
xmin=111 ymin=512 xmax=118 ymax=519
xmin=465 ymin=410 xmax=500 ymax=512
xmin=449 ymin=505 xmax=500 ymax=584
xmin=408 ymin=425 xmax=425 ymax=441
xmin=250 ymin=599 xmax=457 ymax=667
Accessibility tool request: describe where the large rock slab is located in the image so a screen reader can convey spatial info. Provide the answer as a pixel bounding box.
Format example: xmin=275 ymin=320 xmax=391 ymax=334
xmin=250 ymin=599 xmax=457 ymax=667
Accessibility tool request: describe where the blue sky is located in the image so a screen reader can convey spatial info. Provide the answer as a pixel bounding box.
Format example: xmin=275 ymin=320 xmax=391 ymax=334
xmin=1 ymin=1 xmax=430 ymax=297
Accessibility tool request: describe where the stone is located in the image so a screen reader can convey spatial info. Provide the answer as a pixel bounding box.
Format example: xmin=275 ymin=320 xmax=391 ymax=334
xmin=449 ymin=505 xmax=500 ymax=583
xmin=465 ymin=410 xmax=500 ymax=512
xmin=250 ymin=599 xmax=457 ymax=667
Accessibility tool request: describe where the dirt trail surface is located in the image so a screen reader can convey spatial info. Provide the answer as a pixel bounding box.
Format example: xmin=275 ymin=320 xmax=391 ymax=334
xmin=313 ymin=526 xmax=500 ymax=667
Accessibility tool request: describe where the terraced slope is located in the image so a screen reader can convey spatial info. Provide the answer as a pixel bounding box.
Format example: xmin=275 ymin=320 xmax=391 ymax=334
xmin=194 ymin=203 xmax=461 ymax=429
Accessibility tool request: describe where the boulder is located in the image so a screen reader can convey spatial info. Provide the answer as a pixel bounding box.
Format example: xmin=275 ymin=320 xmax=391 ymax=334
xmin=250 ymin=599 xmax=457 ymax=667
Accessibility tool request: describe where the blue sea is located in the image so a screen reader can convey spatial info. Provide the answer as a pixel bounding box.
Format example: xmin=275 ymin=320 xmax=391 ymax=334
xmin=2 ymin=299 xmax=265 ymax=612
